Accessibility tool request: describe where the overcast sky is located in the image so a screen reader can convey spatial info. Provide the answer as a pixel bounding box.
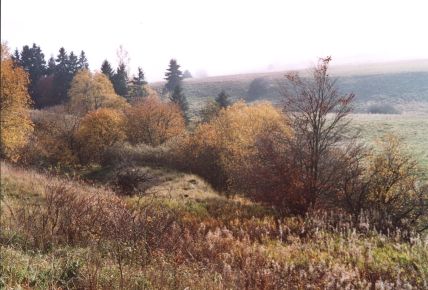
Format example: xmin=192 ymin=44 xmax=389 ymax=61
xmin=2 ymin=0 xmax=428 ymax=81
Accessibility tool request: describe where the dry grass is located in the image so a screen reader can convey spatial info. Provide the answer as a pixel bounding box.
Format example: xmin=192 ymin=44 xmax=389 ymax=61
xmin=1 ymin=162 xmax=427 ymax=289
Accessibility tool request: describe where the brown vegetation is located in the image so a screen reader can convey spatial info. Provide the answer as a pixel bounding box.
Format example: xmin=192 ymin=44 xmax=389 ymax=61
xmin=125 ymin=96 xmax=185 ymax=146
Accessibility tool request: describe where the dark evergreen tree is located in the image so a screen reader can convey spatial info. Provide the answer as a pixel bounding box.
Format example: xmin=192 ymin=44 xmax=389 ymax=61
xmin=46 ymin=56 xmax=56 ymax=75
xmin=164 ymin=59 xmax=183 ymax=93
xmin=12 ymin=48 xmax=20 ymax=64
xmin=215 ymin=90 xmax=231 ymax=108
xmin=129 ymin=66 xmax=147 ymax=100
xmin=53 ymin=47 xmax=71 ymax=104
xmin=170 ymin=83 xmax=189 ymax=122
xmin=67 ymin=51 xmax=79 ymax=75
xmin=15 ymin=43 xmax=47 ymax=107
xmin=101 ymin=59 xmax=114 ymax=81
xmin=78 ymin=50 xmax=89 ymax=70
xmin=112 ymin=63 xmax=129 ymax=97
xmin=133 ymin=67 xmax=147 ymax=86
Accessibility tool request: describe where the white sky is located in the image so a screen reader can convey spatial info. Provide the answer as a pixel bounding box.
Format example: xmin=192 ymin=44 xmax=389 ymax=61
xmin=2 ymin=0 xmax=428 ymax=81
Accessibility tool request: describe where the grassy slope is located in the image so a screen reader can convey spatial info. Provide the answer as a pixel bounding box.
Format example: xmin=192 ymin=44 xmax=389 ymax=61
xmin=1 ymin=162 xmax=428 ymax=289
xmin=351 ymin=114 xmax=428 ymax=169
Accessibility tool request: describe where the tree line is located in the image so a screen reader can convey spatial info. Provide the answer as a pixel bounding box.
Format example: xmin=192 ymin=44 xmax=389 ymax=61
xmin=9 ymin=43 xmax=196 ymax=118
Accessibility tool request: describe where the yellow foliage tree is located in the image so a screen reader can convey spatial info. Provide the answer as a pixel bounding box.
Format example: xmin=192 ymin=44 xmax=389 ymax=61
xmin=0 ymin=43 xmax=34 ymax=161
xmin=125 ymin=96 xmax=185 ymax=146
xmin=76 ymin=108 xmax=126 ymax=163
xmin=179 ymin=101 xmax=292 ymax=190
xmin=68 ymin=70 xmax=128 ymax=115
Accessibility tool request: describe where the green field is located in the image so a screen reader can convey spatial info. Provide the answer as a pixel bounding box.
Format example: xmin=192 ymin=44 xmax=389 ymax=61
xmin=351 ymin=113 xmax=428 ymax=170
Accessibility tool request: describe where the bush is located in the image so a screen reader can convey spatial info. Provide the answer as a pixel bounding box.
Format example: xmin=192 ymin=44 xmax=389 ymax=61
xmin=125 ymin=96 xmax=185 ymax=146
xmin=337 ymin=135 xmax=428 ymax=233
xmin=21 ymin=110 xmax=80 ymax=166
xmin=176 ymin=101 xmax=292 ymax=191
xmin=76 ymin=108 xmax=126 ymax=163
xmin=367 ymin=103 xmax=400 ymax=114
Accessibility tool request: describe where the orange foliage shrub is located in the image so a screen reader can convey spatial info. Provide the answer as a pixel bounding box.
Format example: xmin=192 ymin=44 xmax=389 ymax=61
xmin=76 ymin=108 xmax=126 ymax=163
xmin=125 ymin=96 xmax=185 ymax=146
xmin=23 ymin=110 xmax=80 ymax=166
xmin=177 ymin=101 xmax=292 ymax=193
xmin=0 ymin=43 xmax=33 ymax=161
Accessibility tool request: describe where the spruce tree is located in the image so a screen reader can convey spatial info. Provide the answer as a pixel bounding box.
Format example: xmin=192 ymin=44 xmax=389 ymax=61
xmin=112 ymin=63 xmax=129 ymax=97
xmin=53 ymin=47 xmax=71 ymax=104
xmin=68 ymin=51 xmax=79 ymax=75
xmin=133 ymin=67 xmax=147 ymax=86
xmin=46 ymin=56 xmax=56 ymax=75
xmin=101 ymin=60 xmax=114 ymax=81
xmin=129 ymin=67 xmax=147 ymax=100
xmin=164 ymin=59 xmax=183 ymax=93
xmin=78 ymin=50 xmax=89 ymax=70
xmin=170 ymin=83 xmax=189 ymax=122
xmin=215 ymin=90 xmax=231 ymax=108
xmin=15 ymin=43 xmax=47 ymax=107
xmin=12 ymin=48 xmax=20 ymax=64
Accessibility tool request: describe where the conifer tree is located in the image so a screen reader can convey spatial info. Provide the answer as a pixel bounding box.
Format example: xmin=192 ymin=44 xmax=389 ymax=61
xmin=78 ymin=50 xmax=89 ymax=70
xmin=215 ymin=90 xmax=231 ymax=108
xmin=129 ymin=67 xmax=147 ymax=100
xmin=68 ymin=51 xmax=79 ymax=75
xmin=112 ymin=63 xmax=129 ymax=97
xmin=164 ymin=59 xmax=183 ymax=93
xmin=14 ymin=43 xmax=47 ymax=107
xmin=12 ymin=48 xmax=20 ymax=64
xmin=170 ymin=83 xmax=188 ymax=122
xmin=101 ymin=59 xmax=114 ymax=81
xmin=46 ymin=56 xmax=56 ymax=75
xmin=53 ymin=47 xmax=71 ymax=104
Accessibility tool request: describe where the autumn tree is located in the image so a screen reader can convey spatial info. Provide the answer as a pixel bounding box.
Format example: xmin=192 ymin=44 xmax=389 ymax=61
xmin=0 ymin=43 xmax=34 ymax=161
xmin=338 ymin=135 xmax=428 ymax=232
xmin=282 ymin=56 xmax=356 ymax=213
xmin=26 ymin=109 xmax=80 ymax=165
xmin=179 ymin=101 xmax=291 ymax=190
xmin=76 ymin=108 xmax=126 ymax=163
xmin=125 ymin=96 xmax=185 ymax=146
xmin=68 ymin=70 xmax=128 ymax=115
xmin=170 ymin=83 xmax=189 ymax=122
xmin=164 ymin=59 xmax=183 ymax=93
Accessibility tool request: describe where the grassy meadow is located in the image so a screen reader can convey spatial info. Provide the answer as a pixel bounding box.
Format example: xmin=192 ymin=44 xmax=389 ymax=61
xmin=351 ymin=113 xmax=428 ymax=170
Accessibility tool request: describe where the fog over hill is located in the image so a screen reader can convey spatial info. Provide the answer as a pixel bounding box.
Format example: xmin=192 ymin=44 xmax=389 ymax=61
xmin=152 ymin=59 xmax=428 ymax=113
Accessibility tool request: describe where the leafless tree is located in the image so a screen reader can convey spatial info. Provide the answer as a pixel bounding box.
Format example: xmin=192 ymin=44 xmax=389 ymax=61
xmin=282 ymin=56 xmax=359 ymax=213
